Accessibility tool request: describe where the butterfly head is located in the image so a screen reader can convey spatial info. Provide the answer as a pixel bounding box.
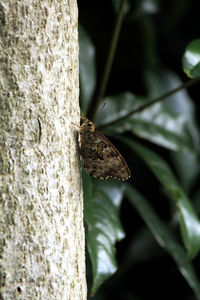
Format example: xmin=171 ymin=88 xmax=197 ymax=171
xmin=80 ymin=118 xmax=95 ymax=134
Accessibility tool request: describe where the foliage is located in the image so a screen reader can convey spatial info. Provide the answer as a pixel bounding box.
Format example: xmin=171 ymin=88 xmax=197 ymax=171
xmin=78 ymin=0 xmax=200 ymax=299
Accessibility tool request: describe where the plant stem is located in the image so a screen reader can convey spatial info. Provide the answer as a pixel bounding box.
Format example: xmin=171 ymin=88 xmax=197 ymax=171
xmin=91 ymin=0 xmax=127 ymax=121
xmin=98 ymin=77 xmax=200 ymax=129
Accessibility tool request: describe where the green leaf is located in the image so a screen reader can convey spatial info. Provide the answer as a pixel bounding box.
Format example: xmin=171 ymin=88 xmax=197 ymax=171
xmin=79 ymin=25 xmax=96 ymax=115
xmin=83 ymin=168 xmax=125 ymax=294
xmin=125 ymin=184 xmax=200 ymax=300
xmin=144 ymin=68 xmax=199 ymax=152
xmin=97 ymin=91 xmax=195 ymax=152
xmin=144 ymin=68 xmax=200 ymax=192
xmin=117 ymin=136 xmax=200 ymax=259
xmin=170 ymin=151 xmax=200 ymax=193
xmin=97 ymin=92 xmax=147 ymax=127
xmin=182 ymin=39 xmax=200 ymax=78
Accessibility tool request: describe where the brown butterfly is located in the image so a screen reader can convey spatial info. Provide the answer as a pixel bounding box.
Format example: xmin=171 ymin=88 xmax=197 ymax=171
xmin=79 ymin=116 xmax=131 ymax=180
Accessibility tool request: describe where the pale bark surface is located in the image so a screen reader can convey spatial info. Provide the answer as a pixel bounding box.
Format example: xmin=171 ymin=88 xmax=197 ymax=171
xmin=0 ymin=1 xmax=86 ymax=299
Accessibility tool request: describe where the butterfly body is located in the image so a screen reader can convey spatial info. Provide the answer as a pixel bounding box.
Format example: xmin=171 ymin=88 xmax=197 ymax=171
xmin=79 ymin=118 xmax=131 ymax=180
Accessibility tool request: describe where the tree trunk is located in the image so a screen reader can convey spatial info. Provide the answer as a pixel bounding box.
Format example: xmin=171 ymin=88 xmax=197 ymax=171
xmin=0 ymin=1 xmax=86 ymax=299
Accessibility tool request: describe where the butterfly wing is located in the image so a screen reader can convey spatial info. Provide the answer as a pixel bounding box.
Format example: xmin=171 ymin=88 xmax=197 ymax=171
xmin=80 ymin=129 xmax=131 ymax=180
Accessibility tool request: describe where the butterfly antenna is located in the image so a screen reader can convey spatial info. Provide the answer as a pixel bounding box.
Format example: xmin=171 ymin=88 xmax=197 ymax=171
xmin=80 ymin=115 xmax=88 ymax=120
xmin=80 ymin=102 xmax=106 ymax=123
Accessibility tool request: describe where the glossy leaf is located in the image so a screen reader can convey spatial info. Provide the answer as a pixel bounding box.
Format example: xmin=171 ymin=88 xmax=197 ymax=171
xmin=182 ymin=39 xmax=200 ymax=78
xmin=97 ymin=91 xmax=195 ymax=152
xmin=143 ymin=68 xmax=199 ymax=153
xmin=144 ymin=68 xmax=200 ymax=192
xmin=79 ymin=25 xmax=96 ymax=115
xmin=96 ymin=92 xmax=147 ymax=127
xmin=170 ymin=151 xmax=200 ymax=193
xmin=144 ymin=68 xmax=199 ymax=145
xmin=125 ymin=184 xmax=200 ymax=300
xmin=83 ymin=169 xmax=125 ymax=294
xmin=118 ymin=136 xmax=200 ymax=259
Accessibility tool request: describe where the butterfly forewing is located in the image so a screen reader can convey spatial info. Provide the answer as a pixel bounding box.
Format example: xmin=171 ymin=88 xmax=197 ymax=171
xmin=79 ymin=118 xmax=131 ymax=180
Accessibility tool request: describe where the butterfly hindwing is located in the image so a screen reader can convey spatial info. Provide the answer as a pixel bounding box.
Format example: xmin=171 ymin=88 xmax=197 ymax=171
xmin=79 ymin=118 xmax=131 ymax=180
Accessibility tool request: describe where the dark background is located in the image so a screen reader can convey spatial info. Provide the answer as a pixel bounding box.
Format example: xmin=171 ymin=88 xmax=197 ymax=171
xmin=78 ymin=0 xmax=200 ymax=121
xmin=77 ymin=1 xmax=200 ymax=299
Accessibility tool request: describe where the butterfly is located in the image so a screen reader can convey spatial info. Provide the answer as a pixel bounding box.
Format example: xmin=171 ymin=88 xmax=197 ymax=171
xmin=79 ymin=116 xmax=131 ymax=180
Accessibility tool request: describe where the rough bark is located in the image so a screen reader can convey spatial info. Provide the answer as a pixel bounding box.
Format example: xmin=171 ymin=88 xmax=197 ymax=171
xmin=0 ymin=1 xmax=86 ymax=299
